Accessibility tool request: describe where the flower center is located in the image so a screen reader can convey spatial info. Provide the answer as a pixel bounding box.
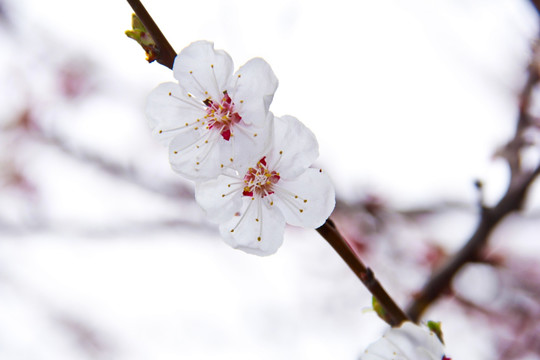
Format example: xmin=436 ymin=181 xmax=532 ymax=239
xmin=242 ymin=157 xmax=280 ymax=198
xmin=204 ymin=91 xmax=241 ymax=141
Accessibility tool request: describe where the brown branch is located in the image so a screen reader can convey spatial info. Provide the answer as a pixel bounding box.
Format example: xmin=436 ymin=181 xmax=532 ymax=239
xmin=317 ymin=219 xmax=409 ymax=327
xmin=126 ymin=0 xmax=176 ymax=69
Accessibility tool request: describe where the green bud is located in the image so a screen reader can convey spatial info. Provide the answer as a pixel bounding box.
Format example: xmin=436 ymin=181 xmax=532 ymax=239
xmin=427 ymin=320 xmax=445 ymax=344
xmin=125 ymin=13 xmax=159 ymax=63
xmin=372 ymin=296 xmax=391 ymax=324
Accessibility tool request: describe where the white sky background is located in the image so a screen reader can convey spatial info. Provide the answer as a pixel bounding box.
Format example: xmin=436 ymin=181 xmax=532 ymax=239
xmin=17 ymin=0 xmax=539 ymax=206
xmin=1 ymin=0 xmax=540 ymax=359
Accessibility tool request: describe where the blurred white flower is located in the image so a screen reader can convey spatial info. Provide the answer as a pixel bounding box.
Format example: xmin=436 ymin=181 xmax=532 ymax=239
xmin=146 ymin=40 xmax=278 ymax=180
xmin=360 ymin=321 xmax=451 ymax=360
xmin=195 ymin=115 xmax=335 ymax=255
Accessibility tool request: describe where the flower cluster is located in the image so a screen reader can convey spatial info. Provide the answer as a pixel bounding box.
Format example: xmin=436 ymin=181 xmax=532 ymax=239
xmin=360 ymin=322 xmax=451 ymax=360
xmin=146 ymin=41 xmax=335 ymax=255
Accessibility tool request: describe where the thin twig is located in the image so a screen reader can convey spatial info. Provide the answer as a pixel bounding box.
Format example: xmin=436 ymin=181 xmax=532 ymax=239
xmin=317 ymin=219 xmax=409 ymax=327
xmin=126 ymin=0 xmax=176 ymax=69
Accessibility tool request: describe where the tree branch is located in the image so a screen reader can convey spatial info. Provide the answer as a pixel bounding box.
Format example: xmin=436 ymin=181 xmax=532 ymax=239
xmin=126 ymin=0 xmax=176 ymax=69
xmin=317 ymin=219 xmax=409 ymax=327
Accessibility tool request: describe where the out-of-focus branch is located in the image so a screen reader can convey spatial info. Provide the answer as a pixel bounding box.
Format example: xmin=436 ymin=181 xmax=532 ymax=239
xmin=35 ymin=129 xmax=194 ymax=201
xmin=407 ymin=166 xmax=540 ymax=321
xmin=126 ymin=0 xmax=176 ymax=69
xmin=317 ymin=219 xmax=409 ymax=327
xmin=406 ymin=45 xmax=540 ymax=322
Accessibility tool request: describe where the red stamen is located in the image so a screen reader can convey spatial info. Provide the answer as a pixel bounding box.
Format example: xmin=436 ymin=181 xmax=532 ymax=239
xmin=221 ymin=129 xmax=231 ymax=141
xmin=242 ymin=157 xmax=280 ymax=198
xmin=204 ymin=91 xmax=241 ymax=141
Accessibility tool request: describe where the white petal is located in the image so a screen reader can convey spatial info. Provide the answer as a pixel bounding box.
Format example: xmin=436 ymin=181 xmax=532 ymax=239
xmin=227 ymin=112 xmax=274 ymax=175
xmin=274 ymin=168 xmax=335 ymax=228
xmin=168 ymin=129 xmax=224 ymax=180
xmin=173 ymin=41 xmax=233 ymax=101
xmin=266 ymin=115 xmax=319 ymax=179
xmin=360 ymin=322 xmax=447 ymax=360
xmin=195 ymin=173 xmax=243 ymax=223
xmin=219 ymin=197 xmax=286 ymax=256
xmin=231 ymin=58 xmax=278 ymax=126
xmin=146 ymin=82 xmax=205 ymax=145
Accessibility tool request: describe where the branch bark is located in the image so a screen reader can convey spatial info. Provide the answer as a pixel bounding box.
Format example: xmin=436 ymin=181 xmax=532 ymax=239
xmin=317 ymin=219 xmax=409 ymax=327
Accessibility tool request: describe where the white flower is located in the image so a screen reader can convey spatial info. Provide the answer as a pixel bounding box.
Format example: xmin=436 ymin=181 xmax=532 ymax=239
xmin=195 ymin=115 xmax=335 ymax=256
xmin=360 ymin=322 xmax=451 ymax=360
xmin=146 ymin=41 xmax=278 ymax=180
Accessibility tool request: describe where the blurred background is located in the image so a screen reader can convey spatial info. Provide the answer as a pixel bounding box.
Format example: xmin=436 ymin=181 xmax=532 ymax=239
xmin=1 ymin=0 xmax=540 ymax=359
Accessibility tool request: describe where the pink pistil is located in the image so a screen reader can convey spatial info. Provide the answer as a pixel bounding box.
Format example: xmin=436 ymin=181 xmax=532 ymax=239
xmin=242 ymin=156 xmax=280 ymax=197
xmin=204 ymin=91 xmax=242 ymax=141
